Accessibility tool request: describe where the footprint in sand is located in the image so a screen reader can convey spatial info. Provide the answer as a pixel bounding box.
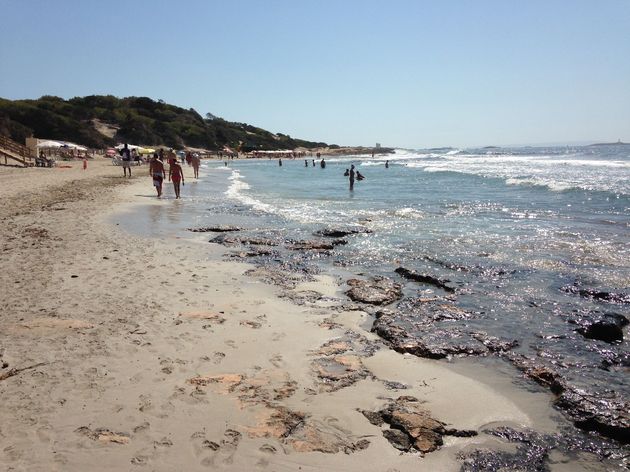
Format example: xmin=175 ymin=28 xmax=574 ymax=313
xmin=225 ymin=340 xmax=237 ymax=349
xmin=213 ymin=352 xmax=226 ymax=364
xmin=191 ymin=429 xmax=241 ymax=467
xmin=269 ymin=354 xmax=284 ymax=368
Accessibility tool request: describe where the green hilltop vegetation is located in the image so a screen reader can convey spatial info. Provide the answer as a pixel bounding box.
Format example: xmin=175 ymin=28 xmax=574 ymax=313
xmin=0 ymin=95 xmax=332 ymax=151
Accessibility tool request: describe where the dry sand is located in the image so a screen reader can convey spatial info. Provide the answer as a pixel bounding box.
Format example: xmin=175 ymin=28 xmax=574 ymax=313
xmin=1 ymin=159 xmax=565 ymax=471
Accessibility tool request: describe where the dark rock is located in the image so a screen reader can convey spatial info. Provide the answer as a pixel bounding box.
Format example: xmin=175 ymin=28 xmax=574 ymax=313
xmin=371 ymin=306 xmax=493 ymax=359
xmin=346 ymin=277 xmax=402 ymax=305
xmin=556 ymin=386 xmax=630 ymax=443
xmin=286 ymin=240 xmax=339 ymax=251
xmin=506 ymin=353 xmax=630 ymax=443
xmin=188 ymin=225 xmax=241 ymax=233
xmin=460 ymin=425 xmax=630 ymax=471
xmin=471 ymin=332 xmax=519 ymax=352
xmin=229 ymin=248 xmax=274 ymax=258
xmin=360 ymin=410 xmax=384 ymax=426
xmin=314 ymin=226 xmax=372 ymax=238
xmin=382 ymin=429 xmax=412 ymax=451
xmin=561 ymin=283 xmax=630 ymax=305
xmin=574 ymin=313 xmax=628 ymax=343
xmin=212 ymin=234 xmax=278 ymax=246
xmin=395 ymin=267 xmax=455 ymax=292
xmin=507 ymin=353 xmax=565 ymax=394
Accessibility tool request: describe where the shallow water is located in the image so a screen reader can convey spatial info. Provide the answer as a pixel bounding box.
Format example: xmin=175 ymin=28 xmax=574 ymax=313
xmin=117 ymin=145 xmax=629 ymax=467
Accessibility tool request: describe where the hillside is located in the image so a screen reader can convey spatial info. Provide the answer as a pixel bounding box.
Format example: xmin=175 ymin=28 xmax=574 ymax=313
xmin=0 ymin=95 xmax=331 ymax=151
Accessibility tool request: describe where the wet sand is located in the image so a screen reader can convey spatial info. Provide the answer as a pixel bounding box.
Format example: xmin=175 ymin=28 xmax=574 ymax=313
xmin=0 ymin=159 xmax=595 ymax=470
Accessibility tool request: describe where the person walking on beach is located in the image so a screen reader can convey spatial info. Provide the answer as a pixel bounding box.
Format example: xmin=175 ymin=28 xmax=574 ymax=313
xmin=349 ymin=165 xmax=355 ymax=190
xmin=120 ymin=143 xmax=132 ymax=178
xmin=191 ymin=153 xmax=200 ymax=179
xmin=169 ymin=159 xmax=185 ymax=199
xmin=149 ymin=153 xmax=165 ymax=197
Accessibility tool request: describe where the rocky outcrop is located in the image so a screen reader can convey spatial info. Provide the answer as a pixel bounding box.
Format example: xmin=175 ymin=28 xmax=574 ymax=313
xmin=561 ymin=283 xmax=630 ymax=305
xmin=371 ymin=302 xmax=516 ymax=359
xmin=361 ymin=396 xmax=476 ymax=454
xmin=571 ymin=313 xmax=628 ymax=343
xmin=345 ymin=277 xmax=402 ymax=305
xmin=314 ymin=226 xmax=372 ymax=238
xmin=188 ymin=225 xmax=242 ymax=233
xmin=286 ymin=239 xmax=347 ymax=251
xmin=460 ymin=425 xmax=628 ymax=471
xmin=212 ymin=234 xmax=278 ymax=246
xmin=395 ymin=267 xmax=455 ymax=292
xmin=506 ymin=353 xmax=630 ymax=443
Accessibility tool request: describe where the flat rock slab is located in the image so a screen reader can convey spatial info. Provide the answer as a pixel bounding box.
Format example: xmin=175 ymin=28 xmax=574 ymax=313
xmin=345 ymin=277 xmax=402 ymax=305
xmin=188 ymin=225 xmax=242 ymax=232
xmin=395 ymin=267 xmax=455 ymax=292
xmin=314 ymin=226 xmax=372 ymax=238
xmin=212 ymin=234 xmax=279 ymax=246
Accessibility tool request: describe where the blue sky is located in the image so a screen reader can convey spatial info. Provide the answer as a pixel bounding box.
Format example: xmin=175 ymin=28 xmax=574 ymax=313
xmin=1 ymin=0 xmax=629 ymax=148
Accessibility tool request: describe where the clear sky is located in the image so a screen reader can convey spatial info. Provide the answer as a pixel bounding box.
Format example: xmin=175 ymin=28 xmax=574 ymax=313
xmin=1 ymin=0 xmax=629 ymax=148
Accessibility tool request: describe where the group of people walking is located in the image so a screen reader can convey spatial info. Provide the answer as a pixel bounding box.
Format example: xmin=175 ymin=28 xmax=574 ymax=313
xmin=127 ymin=148 xmax=201 ymax=198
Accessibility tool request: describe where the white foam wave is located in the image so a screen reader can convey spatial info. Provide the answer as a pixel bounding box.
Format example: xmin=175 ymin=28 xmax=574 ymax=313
xmin=225 ymin=170 xmax=274 ymax=212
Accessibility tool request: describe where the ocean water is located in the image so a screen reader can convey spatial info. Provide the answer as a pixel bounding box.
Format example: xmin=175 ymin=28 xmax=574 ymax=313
xmin=120 ymin=144 xmax=629 ymax=455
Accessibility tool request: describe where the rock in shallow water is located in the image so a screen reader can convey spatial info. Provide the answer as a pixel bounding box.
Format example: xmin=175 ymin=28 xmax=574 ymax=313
xmin=188 ymin=225 xmax=242 ymax=233
xmin=345 ymin=277 xmax=402 ymax=305
xmin=362 ymin=396 xmax=476 ymax=454
xmin=395 ymin=267 xmax=456 ymax=292
xmin=314 ymin=226 xmax=372 ymax=238
xmin=572 ymin=313 xmax=628 ymax=343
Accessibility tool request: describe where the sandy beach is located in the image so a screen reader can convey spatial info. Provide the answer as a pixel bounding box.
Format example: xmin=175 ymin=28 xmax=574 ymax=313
xmin=1 ymin=159 xmax=594 ymax=471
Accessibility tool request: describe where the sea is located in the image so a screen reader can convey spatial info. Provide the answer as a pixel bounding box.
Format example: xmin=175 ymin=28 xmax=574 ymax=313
xmin=120 ymin=144 xmax=630 ymax=463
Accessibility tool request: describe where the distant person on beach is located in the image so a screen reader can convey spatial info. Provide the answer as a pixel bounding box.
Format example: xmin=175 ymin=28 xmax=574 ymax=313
xmin=320 ymin=158 xmax=326 ymax=168
xmin=169 ymin=159 xmax=184 ymax=199
xmin=344 ymin=168 xmax=349 ymax=176
xmin=191 ymin=153 xmax=200 ymax=178
xmin=356 ymin=170 xmax=365 ymax=181
xmin=349 ymin=165 xmax=355 ymax=190
xmin=305 ymin=159 xmax=308 ymax=167
xmin=279 ymin=158 xmax=283 ymax=166
xmin=149 ymin=154 xmax=165 ymax=197
xmin=120 ymin=143 xmax=132 ymax=177
xmin=385 ymin=160 xmax=389 ymax=168
xmin=312 ymin=159 xmax=315 ymax=167
xmin=167 ymin=150 xmax=176 ymax=180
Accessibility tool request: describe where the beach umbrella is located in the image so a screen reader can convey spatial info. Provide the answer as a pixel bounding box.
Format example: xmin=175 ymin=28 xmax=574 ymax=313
xmin=37 ymin=140 xmax=64 ymax=148
xmin=138 ymin=147 xmax=155 ymax=155
xmin=62 ymin=142 xmax=88 ymax=151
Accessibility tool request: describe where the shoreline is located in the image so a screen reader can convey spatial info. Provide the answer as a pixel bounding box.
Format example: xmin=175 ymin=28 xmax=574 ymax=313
xmin=0 ymin=161 xmax=621 ymax=470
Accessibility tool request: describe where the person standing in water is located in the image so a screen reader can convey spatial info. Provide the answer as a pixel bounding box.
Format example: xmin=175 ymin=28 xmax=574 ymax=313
xmin=149 ymin=153 xmax=165 ymax=198
xmin=169 ymin=159 xmax=185 ymax=199
xmin=320 ymin=158 xmax=326 ymax=168
xmin=349 ymin=165 xmax=355 ymax=190
xmin=305 ymin=159 xmax=308 ymax=167
xmin=385 ymin=160 xmax=389 ymax=168
xmin=191 ymin=153 xmax=200 ymax=179
xmin=279 ymin=158 xmax=283 ymax=166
